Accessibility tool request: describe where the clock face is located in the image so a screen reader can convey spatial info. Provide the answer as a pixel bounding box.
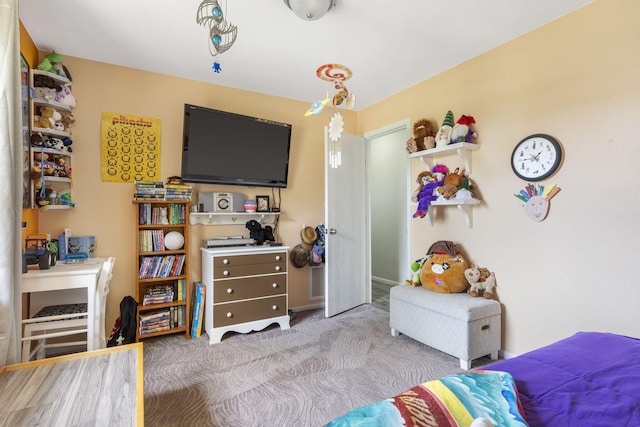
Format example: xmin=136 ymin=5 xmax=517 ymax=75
xmin=511 ymin=134 xmax=562 ymax=181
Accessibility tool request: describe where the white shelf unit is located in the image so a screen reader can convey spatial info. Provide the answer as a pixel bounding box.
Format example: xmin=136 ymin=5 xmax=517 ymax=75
xmin=410 ymin=142 xmax=481 ymax=227
xmin=189 ymin=212 xmax=280 ymax=226
xmin=409 ymin=142 xmax=480 ymax=174
xmin=29 ymin=70 xmax=74 ymax=209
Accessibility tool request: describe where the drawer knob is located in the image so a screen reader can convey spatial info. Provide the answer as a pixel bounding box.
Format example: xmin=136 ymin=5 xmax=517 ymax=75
xmin=227 ymin=288 xmax=233 ymax=294
xmin=275 ymin=266 xmax=281 ymax=271
xmin=275 ymin=255 xmax=281 ymax=261
xmin=272 ymin=283 xmax=278 ymax=288
xmin=272 ymin=305 xmax=278 ymax=311
xmin=223 ymin=259 xmax=229 ymax=265
xmin=226 ymin=312 xmax=233 ymax=318
xmin=223 ymin=270 xmax=229 ymax=276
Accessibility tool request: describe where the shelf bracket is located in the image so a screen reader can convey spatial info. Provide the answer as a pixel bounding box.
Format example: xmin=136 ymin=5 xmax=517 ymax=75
xmin=455 ymin=147 xmax=473 ymax=174
xmin=456 ymin=204 xmax=474 ymax=228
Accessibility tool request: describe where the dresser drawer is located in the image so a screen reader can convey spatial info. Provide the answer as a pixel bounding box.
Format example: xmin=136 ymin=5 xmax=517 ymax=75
xmin=214 ymin=252 xmax=286 ymax=268
xmin=213 ymin=274 xmax=287 ymax=303
xmin=214 ymin=295 xmax=287 ymax=327
xmin=214 ymin=261 xmax=286 ymax=279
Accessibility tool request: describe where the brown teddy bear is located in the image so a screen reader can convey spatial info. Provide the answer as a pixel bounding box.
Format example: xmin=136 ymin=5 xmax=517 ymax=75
xmin=406 ymin=118 xmax=437 ymax=153
xmin=37 ymin=106 xmax=61 ymax=129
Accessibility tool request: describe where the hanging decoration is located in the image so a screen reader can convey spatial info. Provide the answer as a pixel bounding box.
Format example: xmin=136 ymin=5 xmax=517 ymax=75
xmin=196 ymin=0 xmax=237 ymax=73
xmin=305 ymin=63 xmax=356 ymax=116
xmin=328 ymin=113 xmax=344 ymax=169
xmin=514 ymin=183 xmax=560 ymax=222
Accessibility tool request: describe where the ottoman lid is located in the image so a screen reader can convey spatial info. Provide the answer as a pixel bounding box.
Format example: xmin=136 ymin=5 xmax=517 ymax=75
xmin=390 ymin=285 xmax=501 ymax=321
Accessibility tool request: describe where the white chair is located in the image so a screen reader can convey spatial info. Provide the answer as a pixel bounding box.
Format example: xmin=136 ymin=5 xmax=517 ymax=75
xmin=21 ymin=257 xmax=116 ymax=362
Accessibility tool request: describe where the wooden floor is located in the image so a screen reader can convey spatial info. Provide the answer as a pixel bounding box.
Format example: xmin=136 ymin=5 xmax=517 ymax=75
xmin=371 ymin=280 xmax=392 ymax=312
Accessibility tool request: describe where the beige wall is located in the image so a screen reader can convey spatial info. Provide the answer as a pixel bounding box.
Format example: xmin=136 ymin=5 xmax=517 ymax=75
xmin=28 ymin=0 xmax=640 ymax=355
xmin=359 ymin=0 xmax=640 ymax=354
xmin=35 ymin=57 xmax=357 ymax=335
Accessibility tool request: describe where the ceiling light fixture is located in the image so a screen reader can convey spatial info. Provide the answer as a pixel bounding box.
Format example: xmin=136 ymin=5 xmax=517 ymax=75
xmin=283 ymin=0 xmax=335 ymax=21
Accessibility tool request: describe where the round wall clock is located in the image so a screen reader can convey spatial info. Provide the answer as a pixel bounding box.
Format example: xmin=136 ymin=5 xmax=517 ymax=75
xmin=511 ymin=134 xmax=563 ymax=181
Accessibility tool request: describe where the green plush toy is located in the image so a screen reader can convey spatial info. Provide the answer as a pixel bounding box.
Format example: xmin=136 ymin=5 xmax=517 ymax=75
xmin=37 ymin=53 xmax=63 ymax=74
xmin=406 ymin=257 xmax=426 ymax=286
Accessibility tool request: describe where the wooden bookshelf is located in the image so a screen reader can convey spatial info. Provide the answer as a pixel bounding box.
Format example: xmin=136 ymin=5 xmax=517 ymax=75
xmin=134 ymin=200 xmax=190 ymax=340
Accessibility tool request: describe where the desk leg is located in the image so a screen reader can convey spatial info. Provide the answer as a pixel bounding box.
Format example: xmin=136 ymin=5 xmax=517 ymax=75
xmin=87 ymin=285 xmax=95 ymax=351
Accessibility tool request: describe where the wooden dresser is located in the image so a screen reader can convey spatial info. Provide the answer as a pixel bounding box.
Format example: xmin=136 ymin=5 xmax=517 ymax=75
xmin=201 ymin=246 xmax=290 ymax=344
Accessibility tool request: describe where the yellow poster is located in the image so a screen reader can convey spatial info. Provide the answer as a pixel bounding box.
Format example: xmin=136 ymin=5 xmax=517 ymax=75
xmin=101 ymin=112 xmax=161 ymax=183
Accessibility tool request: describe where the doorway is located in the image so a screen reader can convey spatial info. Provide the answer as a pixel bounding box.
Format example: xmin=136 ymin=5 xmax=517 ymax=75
xmin=365 ymin=119 xmax=411 ymax=311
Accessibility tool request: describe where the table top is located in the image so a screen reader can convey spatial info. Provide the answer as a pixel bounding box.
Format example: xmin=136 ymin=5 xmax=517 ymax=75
xmin=22 ymin=258 xmax=103 ymax=278
xmin=0 ymin=343 xmax=144 ymax=426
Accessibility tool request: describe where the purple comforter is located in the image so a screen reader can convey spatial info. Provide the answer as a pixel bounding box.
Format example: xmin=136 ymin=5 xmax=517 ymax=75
xmin=486 ymin=332 xmax=640 ymax=427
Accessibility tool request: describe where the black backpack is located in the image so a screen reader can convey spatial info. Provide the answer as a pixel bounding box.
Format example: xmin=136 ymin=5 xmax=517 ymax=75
xmin=107 ymin=296 xmax=138 ymax=347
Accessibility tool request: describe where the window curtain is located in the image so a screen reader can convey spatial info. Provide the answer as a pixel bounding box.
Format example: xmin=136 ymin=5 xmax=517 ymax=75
xmin=0 ymin=0 xmax=23 ymax=365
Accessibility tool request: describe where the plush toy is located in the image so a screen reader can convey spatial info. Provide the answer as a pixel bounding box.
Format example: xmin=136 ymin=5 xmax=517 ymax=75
xmin=464 ymin=265 xmax=496 ymax=299
xmin=30 ymin=132 xmax=44 ymax=147
xmin=410 ymin=118 xmax=437 ymax=152
xmin=406 ymin=257 xmax=426 ymax=286
xmin=437 ymin=167 xmax=464 ymax=199
xmin=55 ymin=84 xmax=76 ymax=108
xmin=37 ymin=52 xmax=63 ymax=74
xmin=420 ymin=240 xmax=469 ymax=293
xmin=412 ymin=178 xmax=443 ymax=218
xmin=435 ymin=110 xmax=454 ymax=147
xmin=33 ymin=74 xmax=57 ymax=88
xmin=37 ymin=106 xmax=61 ymax=129
xmin=451 ymin=115 xmax=478 ymax=143
xmin=411 ymin=171 xmax=432 ymax=202
xmin=245 ymin=220 xmax=275 ymax=245
xmin=34 ymin=87 xmax=56 ymax=100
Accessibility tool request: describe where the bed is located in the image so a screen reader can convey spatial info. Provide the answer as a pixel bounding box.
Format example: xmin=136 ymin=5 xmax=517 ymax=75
xmin=326 ymin=332 xmax=640 ymax=426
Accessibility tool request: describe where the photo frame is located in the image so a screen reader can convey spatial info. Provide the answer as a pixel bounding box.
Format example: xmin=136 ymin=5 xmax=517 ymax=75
xmin=256 ymin=195 xmax=270 ymax=212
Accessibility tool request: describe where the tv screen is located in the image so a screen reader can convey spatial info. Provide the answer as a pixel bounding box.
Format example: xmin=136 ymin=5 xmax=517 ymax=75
xmin=181 ymin=104 xmax=292 ymax=188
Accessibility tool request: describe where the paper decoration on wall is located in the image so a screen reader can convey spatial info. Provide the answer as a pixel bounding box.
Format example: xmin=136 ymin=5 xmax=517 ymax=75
xmin=101 ymin=112 xmax=161 ymax=183
xmin=196 ymin=0 xmax=237 ymax=73
xmin=305 ymin=63 xmax=356 ymax=116
xmin=514 ymin=183 xmax=560 ymax=222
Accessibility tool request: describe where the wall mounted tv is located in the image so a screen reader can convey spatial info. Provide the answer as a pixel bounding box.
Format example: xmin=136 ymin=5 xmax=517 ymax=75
xmin=181 ymin=104 xmax=292 ymax=188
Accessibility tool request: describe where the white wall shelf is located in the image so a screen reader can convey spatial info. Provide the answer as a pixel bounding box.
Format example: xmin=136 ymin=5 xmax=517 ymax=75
xmin=189 ymin=212 xmax=280 ymax=226
xmin=409 ymin=142 xmax=480 ymax=174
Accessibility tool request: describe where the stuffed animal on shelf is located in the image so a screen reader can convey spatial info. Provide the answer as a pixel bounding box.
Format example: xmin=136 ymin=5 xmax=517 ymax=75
xmin=37 ymin=106 xmax=61 ymax=129
xmin=451 ymin=115 xmax=478 ymax=143
xmin=464 ymin=265 xmax=496 ymax=299
xmin=407 ymin=118 xmax=437 ymax=153
xmin=55 ymin=84 xmax=76 ymax=108
xmin=435 ymin=110 xmax=455 ymax=147
xmin=437 ymin=167 xmax=464 ymax=200
xmin=411 ymin=171 xmax=432 ymax=202
xmin=420 ymin=240 xmax=469 ymax=293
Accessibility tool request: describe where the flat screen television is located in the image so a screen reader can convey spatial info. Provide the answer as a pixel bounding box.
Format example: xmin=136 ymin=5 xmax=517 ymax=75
xmin=181 ymin=104 xmax=292 ymax=188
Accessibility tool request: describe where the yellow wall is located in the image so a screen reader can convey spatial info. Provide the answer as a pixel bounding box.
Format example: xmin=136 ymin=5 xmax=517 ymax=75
xmin=359 ymin=0 xmax=640 ymax=354
xmin=31 ymin=54 xmax=356 ymax=336
xmin=21 ymin=0 xmax=640 ymax=355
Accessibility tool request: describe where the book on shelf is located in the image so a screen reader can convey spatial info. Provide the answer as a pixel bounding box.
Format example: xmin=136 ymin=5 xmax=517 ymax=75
xmin=190 ymin=282 xmax=205 ymax=338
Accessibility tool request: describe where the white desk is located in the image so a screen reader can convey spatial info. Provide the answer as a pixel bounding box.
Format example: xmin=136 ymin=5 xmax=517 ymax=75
xmin=21 ymin=258 xmax=104 ymax=351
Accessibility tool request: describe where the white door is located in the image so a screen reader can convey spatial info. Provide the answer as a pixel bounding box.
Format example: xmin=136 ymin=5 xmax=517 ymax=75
xmin=324 ymin=130 xmax=367 ymax=317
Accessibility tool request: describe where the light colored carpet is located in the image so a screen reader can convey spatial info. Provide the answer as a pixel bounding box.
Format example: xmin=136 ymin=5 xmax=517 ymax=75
xmin=143 ymin=304 xmax=462 ymax=427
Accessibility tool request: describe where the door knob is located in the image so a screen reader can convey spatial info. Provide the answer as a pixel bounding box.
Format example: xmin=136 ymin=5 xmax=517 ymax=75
xmin=329 ymin=228 xmax=337 ymax=234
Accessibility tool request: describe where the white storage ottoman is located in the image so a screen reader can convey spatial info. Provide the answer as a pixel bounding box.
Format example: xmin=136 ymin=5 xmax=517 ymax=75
xmin=390 ymin=284 xmax=502 ymax=369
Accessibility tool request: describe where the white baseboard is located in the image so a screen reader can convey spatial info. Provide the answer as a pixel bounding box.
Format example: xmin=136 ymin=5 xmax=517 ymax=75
xmin=372 ymin=276 xmax=399 ymax=287
xmin=290 ymin=303 xmax=325 ymax=312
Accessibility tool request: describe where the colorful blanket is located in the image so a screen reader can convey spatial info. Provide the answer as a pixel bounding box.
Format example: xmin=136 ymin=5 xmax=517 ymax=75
xmin=326 ymin=370 xmax=528 ymax=427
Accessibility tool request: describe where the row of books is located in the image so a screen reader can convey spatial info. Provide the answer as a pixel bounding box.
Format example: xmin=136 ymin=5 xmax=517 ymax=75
xmin=139 ymin=229 xmax=165 ymax=252
xmin=139 ymin=254 xmax=185 ymax=279
xmin=139 ymin=305 xmax=187 ymax=335
xmin=138 ymin=203 xmax=186 ymax=225
xmin=134 ymin=181 xmax=193 ymax=201
xmin=142 ymin=280 xmax=187 ymax=306
xmin=191 ymin=282 xmax=205 ymax=338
